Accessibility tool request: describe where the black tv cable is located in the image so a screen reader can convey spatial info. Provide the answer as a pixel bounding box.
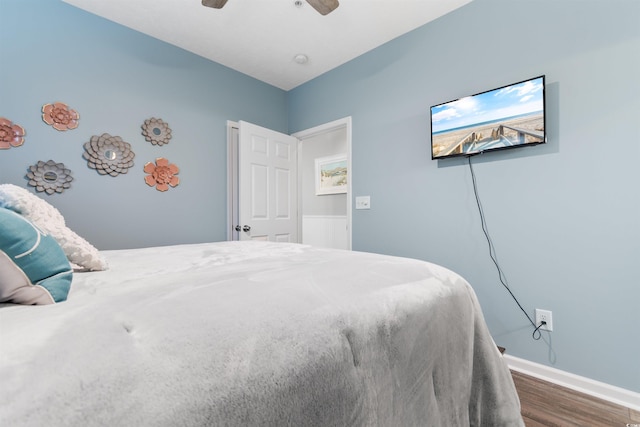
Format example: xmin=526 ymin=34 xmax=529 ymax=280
xmin=468 ymin=155 xmax=543 ymax=340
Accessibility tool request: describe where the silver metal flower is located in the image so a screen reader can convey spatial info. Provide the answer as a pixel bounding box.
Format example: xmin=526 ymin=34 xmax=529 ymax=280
xmin=83 ymin=133 xmax=135 ymax=177
xmin=27 ymin=160 xmax=73 ymax=195
xmin=141 ymin=117 xmax=172 ymax=146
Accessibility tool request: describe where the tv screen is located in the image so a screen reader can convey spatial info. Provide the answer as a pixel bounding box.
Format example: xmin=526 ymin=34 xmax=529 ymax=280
xmin=431 ymin=75 xmax=546 ymax=160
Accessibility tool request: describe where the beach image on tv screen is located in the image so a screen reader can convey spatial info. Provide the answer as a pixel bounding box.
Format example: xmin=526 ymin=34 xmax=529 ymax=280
xmin=431 ymin=76 xmax=545 ymax=159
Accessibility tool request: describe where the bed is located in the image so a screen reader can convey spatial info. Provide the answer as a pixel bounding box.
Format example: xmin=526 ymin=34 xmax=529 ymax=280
xmin=0 ymin=185 xmax=523 ymax=426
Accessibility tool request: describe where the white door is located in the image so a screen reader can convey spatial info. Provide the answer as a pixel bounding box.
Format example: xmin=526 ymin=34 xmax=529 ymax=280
xmin=237 ymin=121 xmax=298 ymax=242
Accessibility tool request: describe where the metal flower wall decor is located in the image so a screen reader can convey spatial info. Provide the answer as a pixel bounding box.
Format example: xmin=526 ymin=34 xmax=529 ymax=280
xmin=141 ymin=117 xmax=172 ymax=146
xmin=27 ymin=160 xmax=73 ymax=195
xmin=83 ymin=133 xmax=135 ymax=177
xmin=144 ymin=158 xmax=180 ymax=192
xmin=42 ymin=102 xmax=79 ymax=131
xmin=0 ymin=117 xmax=26 ymax=150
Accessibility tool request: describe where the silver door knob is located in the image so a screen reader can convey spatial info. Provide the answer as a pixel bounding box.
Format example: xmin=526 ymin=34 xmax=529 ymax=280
xmin=234 ymin=225 xmax=242 ymax=232
xmin=242 ymin=225 xmax=251 ymax=232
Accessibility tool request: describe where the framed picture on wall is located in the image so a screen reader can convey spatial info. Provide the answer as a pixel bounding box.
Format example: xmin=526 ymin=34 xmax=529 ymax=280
xmin=315 ymin=154 xmax=347 ymax=195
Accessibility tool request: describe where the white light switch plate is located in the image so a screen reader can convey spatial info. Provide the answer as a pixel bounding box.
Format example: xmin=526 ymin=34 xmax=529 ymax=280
xmin=355 ymin=196 xmax=371 ymax=210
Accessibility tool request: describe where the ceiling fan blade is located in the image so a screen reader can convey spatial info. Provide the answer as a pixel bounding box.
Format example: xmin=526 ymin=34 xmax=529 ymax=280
xmin=306 ymin=0 xmax=339 ymax=15
xmin=202 ymin=0 xmax=228 ymax=9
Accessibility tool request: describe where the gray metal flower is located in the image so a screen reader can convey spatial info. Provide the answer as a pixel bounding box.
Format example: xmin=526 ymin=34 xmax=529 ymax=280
xmin=141 ymin=117 xmax=172 ymax=146
xmin=83 ymin=133 xmax=135 ymax=177
xmin=27 ymin=160 xmax=73 ymax=195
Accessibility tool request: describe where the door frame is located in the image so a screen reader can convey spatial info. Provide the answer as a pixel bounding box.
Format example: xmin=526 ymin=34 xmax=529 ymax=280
xmin=227 ymin=121 xmax=240 ymax=241
xmin=292 ymin=116 xmax=352 ymax=250
xmin=227 ymin=117 xmax=352 ymax=249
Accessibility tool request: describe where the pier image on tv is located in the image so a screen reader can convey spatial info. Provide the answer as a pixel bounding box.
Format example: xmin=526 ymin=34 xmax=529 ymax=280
xmin=431 ymin=76 xmax=545 ymax=160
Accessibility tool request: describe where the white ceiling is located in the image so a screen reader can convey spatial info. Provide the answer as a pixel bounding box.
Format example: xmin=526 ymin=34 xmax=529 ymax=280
xmin=61 ymin=0 xmax=472 ymax=91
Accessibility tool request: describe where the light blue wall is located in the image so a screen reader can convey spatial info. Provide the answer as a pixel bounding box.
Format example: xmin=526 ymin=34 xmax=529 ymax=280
xmin=1 ymin=0 xmax=638 ymax=393
xmin=289 ymin=0 xmax=640 ymax=391
xmin=0 ymin=0 xmax=288 ymax=249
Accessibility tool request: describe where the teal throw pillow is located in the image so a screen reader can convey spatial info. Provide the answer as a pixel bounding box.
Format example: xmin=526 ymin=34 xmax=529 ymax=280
xmin=0 ymin=207 xmax=73 ymax=304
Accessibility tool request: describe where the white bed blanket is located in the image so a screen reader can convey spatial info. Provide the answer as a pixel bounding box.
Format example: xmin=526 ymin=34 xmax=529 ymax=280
xmin=0 ymin=241 xmax=523 ymax=426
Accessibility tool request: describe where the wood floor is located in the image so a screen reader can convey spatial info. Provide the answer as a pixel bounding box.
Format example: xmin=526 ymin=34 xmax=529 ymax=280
xmin=511 ymin=370 xmax=640 ymax=426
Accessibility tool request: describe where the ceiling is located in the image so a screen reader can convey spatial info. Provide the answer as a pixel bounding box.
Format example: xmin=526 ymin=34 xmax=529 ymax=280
xmin=61 ymin=0 xmax=473 ymax=91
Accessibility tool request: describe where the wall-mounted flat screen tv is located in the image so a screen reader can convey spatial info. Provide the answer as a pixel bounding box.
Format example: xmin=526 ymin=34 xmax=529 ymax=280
xmin=431 ymin=75 xmax=546 ymax=160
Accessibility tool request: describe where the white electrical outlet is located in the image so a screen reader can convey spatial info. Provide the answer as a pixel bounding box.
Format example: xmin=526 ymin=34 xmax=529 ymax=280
xmin=535 ymin=309 xmax=553 ymax=332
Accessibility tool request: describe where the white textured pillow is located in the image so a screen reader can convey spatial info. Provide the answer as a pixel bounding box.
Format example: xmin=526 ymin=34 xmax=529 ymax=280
xmin=0 ymin=184 xmax=108 ymax=271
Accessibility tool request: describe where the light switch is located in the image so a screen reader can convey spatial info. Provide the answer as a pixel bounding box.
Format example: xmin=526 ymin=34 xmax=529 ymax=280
xmin=355 ymin=196 xmax=371 ymax=210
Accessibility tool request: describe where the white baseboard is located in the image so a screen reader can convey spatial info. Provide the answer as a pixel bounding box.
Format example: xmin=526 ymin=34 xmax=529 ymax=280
xmin=504 ymin=354 xmax=640 ymax=412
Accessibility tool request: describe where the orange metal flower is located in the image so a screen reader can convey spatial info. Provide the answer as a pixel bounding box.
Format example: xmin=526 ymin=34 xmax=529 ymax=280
xmin=42 ymin=102 xmax=79 ymax=131
xmin=0 ymin=117 xmax=26 ymax=149
xmin=143 ymin=158 xmax=180 ymax=192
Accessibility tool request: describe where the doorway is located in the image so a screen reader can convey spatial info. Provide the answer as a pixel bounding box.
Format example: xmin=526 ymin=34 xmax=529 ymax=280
xmin=293 ymin=117 xmax=351 ymax=250
xmin=227 ymin=117 xmax=352 ymax=249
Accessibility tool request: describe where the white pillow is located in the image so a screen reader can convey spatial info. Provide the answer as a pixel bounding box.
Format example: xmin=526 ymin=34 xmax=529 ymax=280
xmin=0 ymin=184 xmax=108 ymax=271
